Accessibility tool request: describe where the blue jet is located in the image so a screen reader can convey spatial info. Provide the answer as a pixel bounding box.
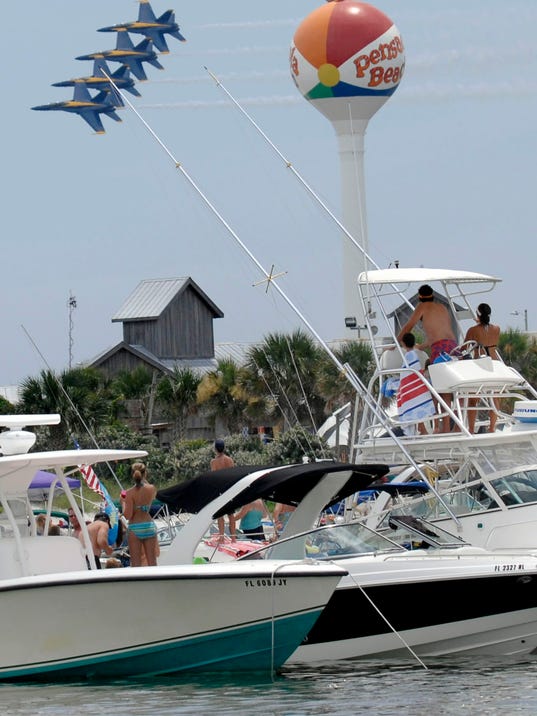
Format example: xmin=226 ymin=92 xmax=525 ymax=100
xmin=98 ymin=0 xmax=186 ymax=54
xmin=32 ymin=84 xmax=122 ymax=134
xmin=52 ymin=59 xmax=141 ymax=101
xmin=76 ymin=31 xmax=164 ymax=82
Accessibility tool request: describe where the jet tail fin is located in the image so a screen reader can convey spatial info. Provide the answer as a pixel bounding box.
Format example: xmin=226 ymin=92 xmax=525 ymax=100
xmin=158 ymin=10 xmax=174 ymax=23
xmin=116 ymin=30 xmax=135 ymax=51
xmin=73 ymin=84 xmax=93 ymax=102
xmin=138 ymin=0 xmax=157 ymax=23
xmin=92 ymin=58 xmax=111 ymax=77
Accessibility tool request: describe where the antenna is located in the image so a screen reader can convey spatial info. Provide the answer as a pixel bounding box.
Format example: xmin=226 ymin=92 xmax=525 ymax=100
xmin=68 ymin=291 xmax=77 ymax=370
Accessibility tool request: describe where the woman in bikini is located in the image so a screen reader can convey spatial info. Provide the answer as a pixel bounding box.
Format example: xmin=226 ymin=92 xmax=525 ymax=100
xmin=464 ymin=303 xmax=501 ymax=433
xmin=123 ymin=462 xmax=158 ymax=566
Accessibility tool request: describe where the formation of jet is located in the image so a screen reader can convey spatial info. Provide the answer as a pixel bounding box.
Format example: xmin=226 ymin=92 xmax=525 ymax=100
xmin=33 ymin=1 xmax=186 ymax=134
xmin=98 ymin=0 xmax=186 ymax=54
xmin=32 ymin=83 xmax=122 ymax=134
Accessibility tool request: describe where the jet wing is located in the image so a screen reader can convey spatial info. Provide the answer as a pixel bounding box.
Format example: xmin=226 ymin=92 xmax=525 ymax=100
xmin=81 ymin=111 xmax=105 ymax=134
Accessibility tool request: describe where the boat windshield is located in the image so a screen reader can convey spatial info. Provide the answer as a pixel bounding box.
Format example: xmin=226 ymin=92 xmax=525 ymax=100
xmin=472 ymin=441 xmax=537 ymax=478
xmin=385 ymin=514 xmax=469 ymax=549
xmin=238 ymin=522 xmax=405 ymax=562
xmin=489 ymin=469 xmax=537 ymax=505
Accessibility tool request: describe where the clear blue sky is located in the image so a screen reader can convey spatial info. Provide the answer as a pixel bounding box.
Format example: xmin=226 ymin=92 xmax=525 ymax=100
xmin=5 ymin=0 xmax=536 ymax=385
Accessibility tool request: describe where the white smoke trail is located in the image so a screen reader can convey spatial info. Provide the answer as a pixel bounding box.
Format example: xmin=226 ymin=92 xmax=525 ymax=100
xmin=138 ymin=79 xmax=537 ymax=111
xmin=139 ymin=95 xmax=301 ymax=110
xmin=150 ymin=70 xmax=289 ymax=85
xmin=198 ymin=19 xmax=303 ymax=30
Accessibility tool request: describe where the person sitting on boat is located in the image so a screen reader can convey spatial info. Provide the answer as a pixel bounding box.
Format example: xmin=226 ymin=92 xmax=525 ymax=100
xmin=210 ymin=439 xmax=237 ymax=541
xmin=35 ymin=513 xmax=47 ymax=536
xmin=123 ymin=462 xmax=158 ymax=567
xmin=396 ymin=284 xmax=458 ymax=432
xmin=464 ymin=303 xmax=501 ymax=433
xmin=234 ymin=499 xmax=270 ymax=541
xmin=397 ymin=333 xmax=436 ymax=436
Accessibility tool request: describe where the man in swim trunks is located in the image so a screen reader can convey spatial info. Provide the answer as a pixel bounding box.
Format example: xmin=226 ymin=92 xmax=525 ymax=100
xmin=211 ymin=439 xmax=237 ymax=541
xmin=397 ymin=284 xmax=458 ymax=432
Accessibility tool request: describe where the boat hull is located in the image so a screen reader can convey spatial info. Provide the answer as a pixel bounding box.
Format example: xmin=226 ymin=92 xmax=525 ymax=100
xmin=0 ymin=562 xmax=343 ymax=680
xmin=289 ymin=554 xmax=537 ymax=663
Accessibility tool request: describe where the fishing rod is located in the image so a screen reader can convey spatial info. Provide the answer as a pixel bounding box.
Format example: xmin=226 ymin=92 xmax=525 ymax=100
xmin=101 ymin=71 xmax=462 ymax=527
xmin=204 ymin=66 xmax=414 ymax=313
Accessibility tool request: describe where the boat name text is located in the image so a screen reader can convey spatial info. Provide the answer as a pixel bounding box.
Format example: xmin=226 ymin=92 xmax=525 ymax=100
xmin=493 ymin=563 xmax=527 ymax=572
xmin=244 ymin=578 xmax=288 ymax=588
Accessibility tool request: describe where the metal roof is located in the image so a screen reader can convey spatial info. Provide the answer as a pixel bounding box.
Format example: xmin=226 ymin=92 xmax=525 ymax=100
xmin=158 ymin=357 xmax=218 ymax=376
xmin=215 ymin=342 xmax=256 ymax=365
xmin=111 ymin=277 xmax=224 ymax=323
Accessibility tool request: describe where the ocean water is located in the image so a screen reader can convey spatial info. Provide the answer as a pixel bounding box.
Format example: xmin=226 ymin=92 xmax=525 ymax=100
xmin=3 ymin=657 xmax=537 ymax=716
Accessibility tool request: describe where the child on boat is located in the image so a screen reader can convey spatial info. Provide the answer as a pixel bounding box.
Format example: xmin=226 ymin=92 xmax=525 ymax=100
xmin=397 ymin=333 xmax=435 ymax=435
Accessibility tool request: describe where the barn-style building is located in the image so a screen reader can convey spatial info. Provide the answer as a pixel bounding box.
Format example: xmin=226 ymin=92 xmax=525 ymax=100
xmin=90 ymin=277 xmax=224 ymax=379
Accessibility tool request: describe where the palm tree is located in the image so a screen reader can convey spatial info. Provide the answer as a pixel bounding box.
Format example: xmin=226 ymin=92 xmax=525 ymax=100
xmin=245 ymin=330 xmax=326 ymax=432
xmin=109 ymin=366 xmax=156 ymax=429
xmin=316 ymin=341 xmax=375 ymax=412
xmin=18 ymin=367 xmax=110 ymax=449
xmin=499 ymin=329 xmax=537 ymax=387
xmin=156 ymin=366 xmax=202 ymax=440
xmin=499 ymin=329 xmax=530 ymax=370
xmin=197 ymin=358 xmax=251 ymax=434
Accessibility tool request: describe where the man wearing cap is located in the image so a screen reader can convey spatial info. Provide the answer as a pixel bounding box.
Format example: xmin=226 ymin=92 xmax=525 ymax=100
xmin=210 ymin=439 xmax=237 ymax=540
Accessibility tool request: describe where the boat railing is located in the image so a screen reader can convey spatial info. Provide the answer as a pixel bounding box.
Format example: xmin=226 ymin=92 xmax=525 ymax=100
xmin=359 ymin=365 xmax=467 ymax=440
xmin=359 ymin=355 xmax=537 ymax=442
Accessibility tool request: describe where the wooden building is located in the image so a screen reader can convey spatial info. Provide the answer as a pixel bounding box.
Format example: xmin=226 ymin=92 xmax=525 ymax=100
xmin=89 ymin=278 xmax=224 ymax=442
xmin=90 ymin=277 xmax=224 ymax=379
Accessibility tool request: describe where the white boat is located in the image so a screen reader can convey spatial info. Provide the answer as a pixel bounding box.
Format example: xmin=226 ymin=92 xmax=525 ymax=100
xmin=157 ymin=461 xmax=537 ymax=661
xmin=0 ymin=415 xmax=344 ymax=680
xmin=346 ymin=267 xmax=537 ymax=551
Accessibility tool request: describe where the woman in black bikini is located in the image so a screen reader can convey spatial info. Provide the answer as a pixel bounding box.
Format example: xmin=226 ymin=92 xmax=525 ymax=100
xmin=464 ymin=303 xmax=501 ymax=433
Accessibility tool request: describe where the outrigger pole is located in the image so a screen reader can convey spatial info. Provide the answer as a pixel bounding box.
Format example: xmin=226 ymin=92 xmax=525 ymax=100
xmin=204 ymin=67 xmax=414 ymax=312
xmin=101 ymin=71 xmax=461 ymax=528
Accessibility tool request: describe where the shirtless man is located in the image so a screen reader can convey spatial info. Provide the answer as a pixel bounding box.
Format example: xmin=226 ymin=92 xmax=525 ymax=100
xmin=397 ymin=284 xmax=457 ymax=360
xmin=67 ymin=507 xmax=83 ymax=540
xmin=397 ymin=284 xmax=458 ymax=432
xmin=210 ymin=439 xmax=236 ymax=541
xmin=86 ymin=513 xmax=114 ymax=569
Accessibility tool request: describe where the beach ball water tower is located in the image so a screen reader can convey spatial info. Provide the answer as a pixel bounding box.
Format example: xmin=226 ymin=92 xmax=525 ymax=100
xmin=291 ymin=0 xmax=405 ymax=336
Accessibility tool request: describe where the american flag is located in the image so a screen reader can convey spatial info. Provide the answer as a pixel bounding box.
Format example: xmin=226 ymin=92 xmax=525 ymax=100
xmin=78 ymin=463 xmax=105 ymax=499
xmin=74 ymin=439 xmax=105 ymax=499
